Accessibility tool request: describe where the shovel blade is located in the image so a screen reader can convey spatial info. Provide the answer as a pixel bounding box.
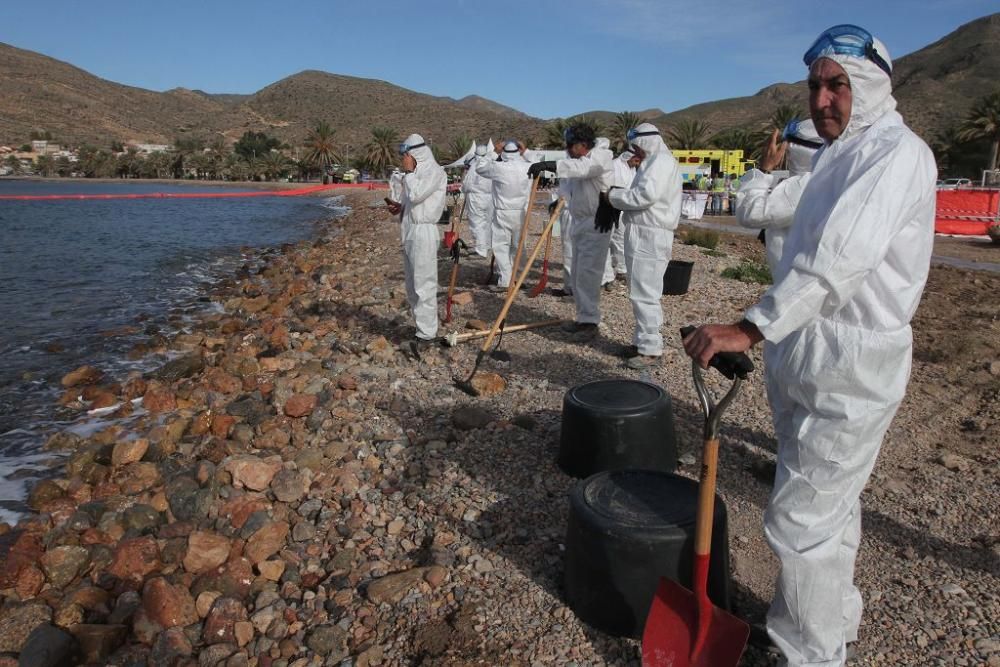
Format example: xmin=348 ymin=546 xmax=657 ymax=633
xmin=443 ymin=231 xmax=456 ymax=249
xmin=642 ymin=578 xmax=748 ymax=667
xmin=528 ymin=261 xmax=549 ymax=298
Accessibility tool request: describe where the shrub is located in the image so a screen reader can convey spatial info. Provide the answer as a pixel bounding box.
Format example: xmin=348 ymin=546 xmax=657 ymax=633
xmin=701 ymin=248 xmax=726 ymax=258
xmin=988 ymin=222 xmax=1000 ymax=245
xmin=721 ymin=261 xmax=772 ymax=284
xmin=683 ymin=229 xmax=719 ymax=250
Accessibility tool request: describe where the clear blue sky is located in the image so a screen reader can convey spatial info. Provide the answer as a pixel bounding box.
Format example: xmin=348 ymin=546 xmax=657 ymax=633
xmin=1 ymin=1 xmax=995 ymax=119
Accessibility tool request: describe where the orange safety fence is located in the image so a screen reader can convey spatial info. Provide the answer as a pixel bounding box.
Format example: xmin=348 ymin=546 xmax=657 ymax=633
xmin=935 ymin=189 xmax=1000 ymax=235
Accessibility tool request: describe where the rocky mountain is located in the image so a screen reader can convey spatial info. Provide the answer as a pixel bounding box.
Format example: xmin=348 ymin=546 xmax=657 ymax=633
xmin=1 ymin=13 xmax=996 ymax=151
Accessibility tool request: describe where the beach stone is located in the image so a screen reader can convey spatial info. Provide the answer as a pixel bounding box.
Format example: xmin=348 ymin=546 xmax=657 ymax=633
xmin=257 ymin=559 xmax=285 ymax=581
xmin=366 ymin=567 xmax=428 ymax=604
xmin=142 ymin=577 xmax=198 ymax=628
xmin=203 ymin=597 xmax=248 ymax=645
xmin=69 ymin=624 xmax=127 ymax=664
xmin=166 ymin=477 xmax=214 ymax=522
xmin=234 ymin=621 xmax=254 ymax=648
xmin=284 ymin=393 xmax=317 ymax=418
xmin=226 ymin=395 xmax=273 ymax=426
xmin=469 ymin=372 xmax=506 ymax=396
xmin=42 ymin=431 xmax=84 ymax=451
xmin=291 ymin=522 xmax=316 ymax=542
xmin=192 ymin=558 xmax=254 ymax=600
xmin=244 ymin=522 xmax=289 ymax=564
xmin=184 ymin=531 xmax=232 ymax=574
xmin=0 ymin=602 xmax=52 ymax=652
xmin=198 ymin=643 xmax=237 ymax=666
xmin=111 ymin=438 xmax=148 ymax=467
xmin=150 ymin=627 xmax=192 ymax=665
xmin=52 ymin=602 xmax=84 ymax=628
xmin=305 ymin=624 xmax=348 ymax=659
xmin=224 ymin=455 xmax=282 ymax=491
xmin=206 ymin=368 xmax=242 ymax=394
xmin=336 ymin=374 xmax=357 ymax=390
xmin=211 ymin=414 xmax=236 ymax=438
xmin=365 ymin=336 xmax=395 ymax=362
xmin=16 ymin=623 xmax=80 ymax=667
xmin=123 ymin=504 xmax=161 ymax=534
xmin=117 ymin=461 xmax=161 ymax=495
xmin=27 ymin=479 xmax=65 ymax=510
xmin=15 ymin=564 xmax=45 ymax=599
xmin=451 ymin=291 xmax=474 ymax=306
xmin=424 ymin=565 xmax=448 ymax=588
xmin=452 ymin=407 xmax=493 ymax=431
xmin=40 ymin=545 xmax=89 ymax=588
xmin=196 ymin=591 xmax=222 ymax=618
xmin=466 ymin=319 xmax=489 ymax=331
xmin=142 ymin=383 xmax=177 ymax=413
xmin=151 ymin=355 xmax=204 ymax=382
xmin=270 ymin=469 xmax=306 ymax=503
xmin=61 ymin=365 xmax=103 ymax=387
xmin=936 ymin=452 xmax=969 ymax=471
xmin=107 ymin=535 xmax=161 ymax=584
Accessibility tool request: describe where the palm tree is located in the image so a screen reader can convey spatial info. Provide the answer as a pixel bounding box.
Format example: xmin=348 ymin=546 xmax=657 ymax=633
xmin=710 ymin=126 xmax=768 ymax=159
xmin=304 ymin=121 xmax=341 ymax=174
xmin=666 ymin=118 xmax=712 ymax=149
xmin=4 ymin=154 xmax=23 ymax=175
xmin=542 ymin=115 xmax=606 ymax=149
xmin=768 ymin=104 xmax=807 ymax=133
xmin=446 ymin=134 xmax=475 ymax=164
xmin=957 ymin=90 xmax=1000 ymax=172
xmin=34 ymin=155 xmax=55 ymax=177
xmin=261 ymin=151 xmax=292 ymax=181
xmin=612 ymin=111 xmax=649 ymax=153
xmin=364 ymin=127 xmax=399 ymax=177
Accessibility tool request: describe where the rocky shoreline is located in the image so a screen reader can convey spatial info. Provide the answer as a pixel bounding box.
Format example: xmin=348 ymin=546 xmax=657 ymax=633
xmin=0 ymin=191 xmax=997 ymax=666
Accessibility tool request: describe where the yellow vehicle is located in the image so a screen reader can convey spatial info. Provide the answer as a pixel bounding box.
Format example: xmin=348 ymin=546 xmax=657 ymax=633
xmin=671 ymin=149 xmax=756 ymax=182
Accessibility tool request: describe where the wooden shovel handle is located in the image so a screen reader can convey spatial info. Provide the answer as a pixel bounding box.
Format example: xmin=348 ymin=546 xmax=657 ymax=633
xmin=507 ymin=175 xmax=541 ymax=298
xmin=478 ymin=198 xmax=564 ymax=354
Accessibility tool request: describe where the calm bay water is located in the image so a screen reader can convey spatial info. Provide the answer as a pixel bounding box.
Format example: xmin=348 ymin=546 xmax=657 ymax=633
xmin=0 ymin=179 xmax=347 ymax=520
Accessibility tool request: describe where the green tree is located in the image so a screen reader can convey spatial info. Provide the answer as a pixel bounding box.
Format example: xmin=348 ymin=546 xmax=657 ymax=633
xmin=55 ymin=156 xmax=74 ymax=177
xmin=666 ymin=118 xmax=712 ymax=149
xmin=710 ymin=126 xmax=768 ymax=160
xmin=445 ymin=134 xmax=475 ymax=164
xmin=542 ymin=115 xmax=605 ymax=149
xmin=611 ymin=111 xmax=649 ymax=153
xmin=303 ymin=122 xmax=340 ymax=174
xmin=260 ymin=151 xmax=292 ymax=181
xmin=364 ymin=127 xmax=399 ymax=177
xmin=29 ymin=130 xmax=54 ymax=141
xmin=233 ymin=131 xmax=282 ymax=162
xmin=34 ymin=155 xmax=55 ymax=177
xmin=3 ymin=155 xmax=23 ymax=175
xmin=957 ymin=89 xmax=1000 ymax=173
xmin=768 ymin=104 xmax=807 ymax=133
xmin=110 ymin=140 xmax=125 ymax=153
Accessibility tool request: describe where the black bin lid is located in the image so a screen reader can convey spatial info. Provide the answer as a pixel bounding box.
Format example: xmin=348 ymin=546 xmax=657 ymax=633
xmin=569 ymin=379 xmax=663 ymax=414
xmin=581 ymin=470 xmax=698 ymax=529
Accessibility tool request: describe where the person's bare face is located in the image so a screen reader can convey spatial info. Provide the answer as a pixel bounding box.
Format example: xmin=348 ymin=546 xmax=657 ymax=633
xmin=809 ymin=58 xmax=852 ymax=142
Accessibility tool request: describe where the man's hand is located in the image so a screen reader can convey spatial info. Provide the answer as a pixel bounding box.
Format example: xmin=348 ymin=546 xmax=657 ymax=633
xmin=682 ymin=322 xmax=763 ymax=370
xmin=759 ymin=129 xmax=787 ymax=173
xmin=384 ymin=197 xmax=402 ymax=215
xmin=401 ymin=153 xmax=417 ymax=173
xmin=528 ymin=161 xmax=557 ymax=178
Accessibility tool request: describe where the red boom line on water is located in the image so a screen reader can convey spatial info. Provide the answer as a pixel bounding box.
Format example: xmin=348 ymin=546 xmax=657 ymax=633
xmin=0 ymin=182 xmax=391 ymax=201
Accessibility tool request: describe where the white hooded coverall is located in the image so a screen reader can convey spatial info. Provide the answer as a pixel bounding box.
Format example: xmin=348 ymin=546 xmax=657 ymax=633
xmin=609 ymin=128 xmax=682 ymax=357
xmin=555 ymin=174 xmax=575 ymax=294
xmin=736 ymin=119 xmax=821 ymax=271
xmin=475 ymin=144 xmax=532 ymax=287
xmin=462 ymin=146 xmax=494 ymax=257
xmin=743 ymin=49 xmax=937 ymax=666
xmin=610 ymin=150 xmax=636 ymax=276
xmin=556 ymin=143 xmax=615 ymax=324
xmin=399 ymin=135 xmax=447 ymax=341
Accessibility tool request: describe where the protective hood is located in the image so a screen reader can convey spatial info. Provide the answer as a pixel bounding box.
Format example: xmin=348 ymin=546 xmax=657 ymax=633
xmin=618 ymin=150 xmax=634 ymax=163
xmin=402 ymin=133 xmax=436 ymax=165
xmin=474 ymin=143 xmax=488 ymax=157
xmin=816 ymin=44 xmax=896 ymax=143
xmin=500 ymin=141 xmax=523 ymax=162
xmin=596 ymin=137 xmax=610 ymax=150
xmin=630 ymin=122 xmax=667 ymax=156
xmin=786 ymin=119 xmax=821 ymax=175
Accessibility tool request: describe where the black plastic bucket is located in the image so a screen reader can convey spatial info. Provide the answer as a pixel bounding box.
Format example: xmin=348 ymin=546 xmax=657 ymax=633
xmin=662 ymin=260 xmax=694 ymax=295
xmin=563 ymin=469 xmax=732 ymax=638
xmin=558 ymin=379 xmax=677 ymax=479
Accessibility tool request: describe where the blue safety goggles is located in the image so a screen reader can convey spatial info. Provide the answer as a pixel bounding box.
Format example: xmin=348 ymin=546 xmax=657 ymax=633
xmin=781 ymin=119 xmax=824 ymax=149
xmin=803 ymin=24 xmax=891 ymax=77
xmin=626 ymin=127 xmax=659 ymax=142
xmin=398 ymin=141 xmax=426 ymax=156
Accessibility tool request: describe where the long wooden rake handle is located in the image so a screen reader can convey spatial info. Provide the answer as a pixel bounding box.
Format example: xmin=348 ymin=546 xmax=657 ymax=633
xmin=507 ymin=174 xmax=541 ymax=298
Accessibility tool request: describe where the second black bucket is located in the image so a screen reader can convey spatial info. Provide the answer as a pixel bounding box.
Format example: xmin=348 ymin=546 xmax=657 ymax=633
xmin=558 ymin=379 xmax=677 ymax=478
xmin=563 ymin=469 xmax=732 ymax=638
xmin=662 ymin=259 xmax=694 ymax=295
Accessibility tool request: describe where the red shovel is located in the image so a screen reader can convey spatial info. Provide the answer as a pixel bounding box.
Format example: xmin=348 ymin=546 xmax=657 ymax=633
xmin=642 ymin=326 xmax=753 ymax=667
xmin=527 ymin=204 xmax=558 ymax=298
xmin=443 ymin=195 xmax=467 ymax=250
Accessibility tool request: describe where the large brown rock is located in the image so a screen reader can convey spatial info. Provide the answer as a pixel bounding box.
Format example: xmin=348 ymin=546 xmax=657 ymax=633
xmin=183 ymin=531 xmax=232 ymax=574
xmin=0 ymin=602 xmax=52 ymax=652
xmin=142 ymin=577 xmax=198 ymax=628
xmin=107 ymin=536 xmax=161 ymax=584
xmin=202 ymin=597 xmax=248 ymax=645
xmin=243 ymin=522 xmax=289 ymax=564
xmin=117 ymin=462 xmax=161 ymax=495
xmin=39 ymin=545 xmax=90 ymax=588
xmin=61 ymin=365 xmax=103 ymax=387
xmin=223 ymin=455 xmax=282 ymax=492
xmin=283 ymin=393 xmax=317 ymax=418
xmin=366 ymin=567 xmax=430 ymax=604
xmin=142 ymin=383 xmax=177 ymax=413
xmin=469 ymin=372 xmax=506 ymax=397
xmin=111 ymin=438 xmax=148 ymax=467
xmin=69 ymin=624 xmax=128 ymax=664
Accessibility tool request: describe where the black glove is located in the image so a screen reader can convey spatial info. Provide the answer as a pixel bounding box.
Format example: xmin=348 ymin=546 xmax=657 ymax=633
xmin=595 ymin=192 xmax=621 ymax=233
xmin=547 ymin=200 xmax=559 ymax=216
xmin=450 ymin=238 xmax=466 ymax=262
xmin=528 ymin=161 xmax=557 ymax=178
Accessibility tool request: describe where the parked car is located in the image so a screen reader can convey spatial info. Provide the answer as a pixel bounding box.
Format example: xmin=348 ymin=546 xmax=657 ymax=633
xmin=938 ymin=177 xmax=972 ymax=189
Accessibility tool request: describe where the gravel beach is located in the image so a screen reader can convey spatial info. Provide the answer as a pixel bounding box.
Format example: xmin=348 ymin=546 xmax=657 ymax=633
xmin=1 ymin=191 xmax=997 ymax=666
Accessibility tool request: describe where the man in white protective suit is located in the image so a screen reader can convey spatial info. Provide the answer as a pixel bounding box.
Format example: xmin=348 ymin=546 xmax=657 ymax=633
xmin=461 ymin=144 xmax=494 ymax=258
xmin=736 ymin=117 xmax=823 ymax=271
xmin=683 ymin=26 xmax=936 ymax=667
xmin=608 ymin=123 xmax=682 ymax=370
xmin=388 ymin=134 xmax=447 ymax=355
xmin=609 ymin=148 xmax=638 ymax=282
xmin=550 ymin=170 xmax=575 ymax=297
xmin=475 ymin=140 xmax=533 ymax=291
xmin=528 ymin=124 xmax=615 ymax=339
